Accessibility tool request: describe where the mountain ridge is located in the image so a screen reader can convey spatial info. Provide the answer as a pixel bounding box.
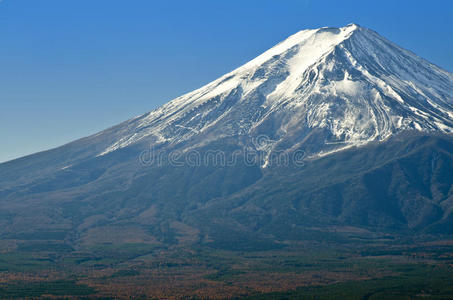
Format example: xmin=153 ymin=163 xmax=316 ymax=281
xmin=2 ymin=23 xmax=453 ymax=169
xmin=90 ymin=23 xmax=453 ymax=162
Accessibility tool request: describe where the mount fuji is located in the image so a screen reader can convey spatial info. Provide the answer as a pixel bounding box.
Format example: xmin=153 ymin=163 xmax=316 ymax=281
xmin=1 ymin=24 xmax=453 ymax=249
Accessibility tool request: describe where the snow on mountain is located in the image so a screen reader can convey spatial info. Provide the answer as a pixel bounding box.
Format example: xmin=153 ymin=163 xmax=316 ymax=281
xmin=98 ymin=23 xmax=453 ymax=160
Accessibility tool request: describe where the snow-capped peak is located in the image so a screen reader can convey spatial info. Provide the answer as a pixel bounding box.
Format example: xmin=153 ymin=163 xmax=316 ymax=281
xmin=97 ymin=24 xmax=453 ymax=159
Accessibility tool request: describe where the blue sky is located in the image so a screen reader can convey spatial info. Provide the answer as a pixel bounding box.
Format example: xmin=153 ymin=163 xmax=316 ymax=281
xmin=1 ymin=0 xmax=452 ymax=163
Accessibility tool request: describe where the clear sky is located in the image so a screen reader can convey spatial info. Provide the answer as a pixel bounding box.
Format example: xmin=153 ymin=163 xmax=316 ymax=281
xmin=1 ymin=0 xmax=452 ymax=163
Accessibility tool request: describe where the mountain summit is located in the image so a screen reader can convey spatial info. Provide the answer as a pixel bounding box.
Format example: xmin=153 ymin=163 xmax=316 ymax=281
xmin=94 ymin=23 xmax=453 ymax=160
xmin=1 ymin=24 xmax=453 ymax=248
